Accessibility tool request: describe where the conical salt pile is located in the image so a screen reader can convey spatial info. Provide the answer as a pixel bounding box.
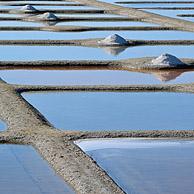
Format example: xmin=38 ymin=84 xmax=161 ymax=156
xmin=20 ymin=5 xmax=37 ymax=12
xmin=98 ymin=34 xmax=128 ymax=46
xmin=151 ymin=53 xmax=185 ymax=67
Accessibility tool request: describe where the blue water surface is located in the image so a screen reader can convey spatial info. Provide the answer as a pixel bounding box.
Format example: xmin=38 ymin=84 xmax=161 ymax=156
xmin=77 ymin=138 xmax=194 ymax=194
xmin=22 ymin=92 xmax=194 ymax=130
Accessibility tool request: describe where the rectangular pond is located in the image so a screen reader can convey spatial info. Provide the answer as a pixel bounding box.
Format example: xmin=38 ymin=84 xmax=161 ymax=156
xmin=28 ymin=5 xmax=98 ymax=10
xmin=143 ymin=9 xmax=194 ymax=22
xmin=121 ymin=3 xmax=194 ymax=8
xmin=0 ymin=13 xmax=24 ymax=18
xmin=1 ymin=30 xmax=194 ymax=40
xmin=57 ymin=21 xmax=156 ymax=27
xmin=4 ymin=1 xmax=84 ymax=5
xmin=0 ymin=21 xmax=43 ymax=27
xmin=22 ymin=92 xmax=194 ymax=131
xmin=0 ymin=6 xmax=15 ymax=9
xmin=1 ymin=69 xmax=194 ymax=85
xmin=0 ymin=144 xmax=74 ymax=194
xmin=56 ymin=13 xmax=126 ymax=17
xmin=0 ymin=2 xmax=84 ymax=5
xmin=0 ymin=5 xmax=97 ymax=10
xmin=0 ymin=120 xmax=6 ymax=131
xmin=0 ymin=45 xmax=194 ymax=60
xmin=0 ymin=20 xmax=157 ymax=27
xmin=0 ymin=12 xmax=124 ymax=19
xmin=76 ymin=138 xmax=194 ymax=194
xmin=91 ymin=1 xmax=194 ymax=23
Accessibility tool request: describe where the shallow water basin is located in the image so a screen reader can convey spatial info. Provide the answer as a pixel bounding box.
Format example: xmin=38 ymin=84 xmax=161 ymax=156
xmin=1 ymin=30 xmax=194 ymax=40
xmin=1 ymin=1 xmax=83 ymax=5
xmin=0 ymin=6 xmax=14 ymax=9
xmin=22 ymin=92 xmax=194 ymax=131
xmin=0 ymin=120 xmax=6 ymax=131
xmin=0 ymin=21 xmax=43 ymax=26
xmin=20 ymin=5 xmax=97 ymax=10
xmin=76 ymin=138 xmax=194 ymax=194
xmin=1 ymin=69 xmax=194 ymax=85
xmin=57 ymin=21 xmax=156 ymax=26
xmin=122 ymin=3 xmax=194 ymax=8
xmin=143 ymin=9 xmax=194 ymax=22
xmin=0 ymin=144 xmax=74 ymax=194
xmin=0 ymin=45 xmax=194 ymax=60
xmin=0 ymin=13 xmax=24 ymax=18
xmin=56 ymin=13 xmax=125 ymax=17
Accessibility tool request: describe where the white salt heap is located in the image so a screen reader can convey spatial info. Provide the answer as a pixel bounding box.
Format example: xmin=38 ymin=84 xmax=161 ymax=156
xmin=150 ymin=53 xmax=185 ymax=67
xmin=20 ymin=5 xmax=37 ymax=12
xmin=98 ymin=34 xmax=128 ymax=46
xmin=38 ymin=12 xmax=59 ymax=21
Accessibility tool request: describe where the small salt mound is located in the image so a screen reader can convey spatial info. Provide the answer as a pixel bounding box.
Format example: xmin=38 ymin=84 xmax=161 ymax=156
xmin=98 ymin=34 xmax=128 ymax=46
xmin=20 ymin=5 xmax=37 ymax=12
xmin=38 ymin=12 xmax=59 ymax=21
xmin=150 ymin=53 xmax=185 ymax=67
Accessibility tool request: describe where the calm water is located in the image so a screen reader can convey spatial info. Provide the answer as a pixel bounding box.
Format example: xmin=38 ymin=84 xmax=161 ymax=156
xmin=0 ymin=5 xmax=97 ymax=10
xmin=0 ymin=13 xmax=24 ymax=18
xmin=0 ymin=21 xmax=43 ymax=27
xmin=22 ymin=92 xmax=194 ymax=130
xmin=122 ymin=3 xmax=194 ymax=8
xmin=0 ymin=20 xmax=156 ymax=27
xmin=97 ymin=1 xmax=194 ymax=23
xmin=76 ymin=138 xmax=194 ymax=194
xmin=0 ymin=6 xmax=13 ymax=9
xmin=0 ymin=45 xmax=194 ymax=60
xmin=103 ymin=0 xmax=194 ymax=4
xmin=99 ymin=0 xmax=117 ymax=4
xmin=1 ymin=30 xmax=194 ymax=40
xmin=57 ymin=21 xmax=156 ymax=27
xmin=10 ymin=1 xmax=83 ymax=5
xmin=0 ymin=13 xmax=120 ymax=18
xmin=56 ymin=13 xmax=125 ymax=17
xmin=0 ymin=144 xmax=74 ymax=194
xmin=0 ymin=120 xmax=6 ymax=131
xmin=112 ymin=4 xmax=194 ymax=23
xmin=1 ymin=70 xmax=194 ymax=85
xmin=21 ymin=5 xmax=98 ymax=10
xmin=143 ymin=9 xmax=194 ymax=22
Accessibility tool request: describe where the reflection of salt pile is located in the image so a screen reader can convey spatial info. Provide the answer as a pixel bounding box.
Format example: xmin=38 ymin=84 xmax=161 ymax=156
xmin=150 ymin=53 xmax=186 ymax=67
xmin=98 ymin=34 xmax=128 ymax=46
xmin=102 ymin=46 xmax=127 ymax=56
xmin=37 ymin=12 xmax=59 ymax=21
xmin=20 ymin=5 xmax=37 ymax=12
xmin=43 ymin=21 xmax=58 ymax=26
xmin=152 ymin=70 xmax=183 ymax=82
